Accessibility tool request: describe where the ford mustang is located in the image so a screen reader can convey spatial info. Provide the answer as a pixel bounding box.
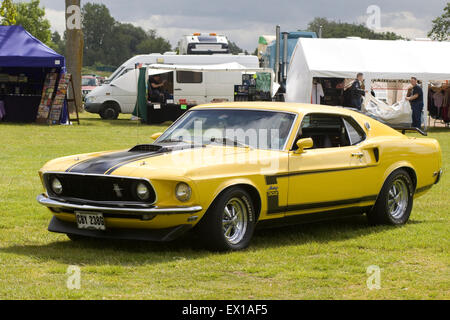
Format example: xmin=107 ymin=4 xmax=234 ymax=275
xmin=37 ymin=102 xmax=442 ymax=251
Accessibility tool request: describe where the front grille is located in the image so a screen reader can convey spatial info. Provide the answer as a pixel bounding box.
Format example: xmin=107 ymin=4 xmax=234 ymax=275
xmin=44 ymin=173 xmax=156 ymax=204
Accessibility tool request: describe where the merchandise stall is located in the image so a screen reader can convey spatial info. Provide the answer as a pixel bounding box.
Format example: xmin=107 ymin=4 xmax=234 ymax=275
xmin=0 ymin=26 xmax=66 ymax=123
xmin=286 ymin=38 xmax=450 ymax=129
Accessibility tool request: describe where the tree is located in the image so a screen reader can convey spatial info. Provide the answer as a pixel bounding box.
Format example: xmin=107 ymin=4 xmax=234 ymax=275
xmin=307 ymin=17 xmax=403 ymax=40
xmin=50 ymin=31 xmax=65 ymax=55
xmin=14 ymin=0 xmax=52 ymax=45
xmin=82 ymin=2 xmax=115 ymax=65
xmin=0 ymin=0 xmax=17 ymax=25
xmin=136 ymin=29 xmax=171 ymax=54
xmin=81 ymin=2 xmax=172 ymax=67
xmin=428 ymin=3 xmax=449 ymax=41
xmin=228 ymin=40 xmax=243 ymax=54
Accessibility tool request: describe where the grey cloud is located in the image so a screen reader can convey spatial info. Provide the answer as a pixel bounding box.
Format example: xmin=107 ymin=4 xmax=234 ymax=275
xmin=40 ymin=0 xmax=447 ymax=50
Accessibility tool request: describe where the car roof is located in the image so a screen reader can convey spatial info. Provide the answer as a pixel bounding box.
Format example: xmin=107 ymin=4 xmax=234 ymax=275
xmin=191 ymin=101 xmax=358 ymax=116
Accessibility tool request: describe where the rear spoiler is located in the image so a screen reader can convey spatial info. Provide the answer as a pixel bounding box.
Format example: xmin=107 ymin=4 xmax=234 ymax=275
xmin=392 ymin=127 xmax=428 ymax=136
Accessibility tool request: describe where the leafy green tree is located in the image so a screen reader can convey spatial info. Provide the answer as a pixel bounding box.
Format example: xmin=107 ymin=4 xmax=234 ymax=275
xmin=82 ymin=2 xmax=115 ymax=65
xmin=228 ymin=40 xmax=243 ymax=54
xmin=50 ymin=31 xmax=65 ymax=55
xmin=0 ymin=0 xmax=17 ymax=25
xmin=82 ymin=2 xmax=172 ymax=67
xmin=14 ymin=0 xmax=52 ymax=45
xmin=428 ymin=3 xmax=449 ymax=41
xmin=136 ymin=29 xmax=172 ymax=54
xmin=307 ymin=17 xmax=403 ymax=40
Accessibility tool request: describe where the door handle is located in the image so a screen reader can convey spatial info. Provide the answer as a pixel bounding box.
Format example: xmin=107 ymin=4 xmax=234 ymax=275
xmin=174 ymin=88 xmax=182 ymax=91
xmin=351 ymin=152 xmax=364 ymax=157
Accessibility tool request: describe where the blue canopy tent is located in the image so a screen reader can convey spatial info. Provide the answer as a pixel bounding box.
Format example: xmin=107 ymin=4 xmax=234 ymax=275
xmin=0 ymin=26 xmax=67 ymax=123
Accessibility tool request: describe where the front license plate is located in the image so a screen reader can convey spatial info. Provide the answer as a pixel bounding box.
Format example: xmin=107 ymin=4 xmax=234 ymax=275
xmin=75 ymin=211 xmax=105 ymax=230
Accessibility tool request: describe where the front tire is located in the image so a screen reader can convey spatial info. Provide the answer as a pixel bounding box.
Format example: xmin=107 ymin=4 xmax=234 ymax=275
xmin=197 ymin=187 xmax=256 ymax=251
xmin=100 ymin=103 xmax=119 ymax=120
xmin=367 ymin=169 xmax=414 ymax=225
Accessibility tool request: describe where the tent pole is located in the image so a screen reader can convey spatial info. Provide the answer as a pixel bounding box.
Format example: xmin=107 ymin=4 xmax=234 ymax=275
xmin=423 ymin=80 xmax=429 ymax=130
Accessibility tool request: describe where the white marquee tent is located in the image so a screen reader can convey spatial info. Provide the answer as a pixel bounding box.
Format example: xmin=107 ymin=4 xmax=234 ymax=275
xmin=286 ymin=38 xmax=450 ymax=127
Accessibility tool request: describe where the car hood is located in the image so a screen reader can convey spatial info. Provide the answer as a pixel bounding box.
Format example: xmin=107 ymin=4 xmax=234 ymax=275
xmin=41 ymin=144 xmax=283 ymax=180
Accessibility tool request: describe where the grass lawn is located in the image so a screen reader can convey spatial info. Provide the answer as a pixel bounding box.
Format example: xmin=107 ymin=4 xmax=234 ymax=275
xmin=0 ymin=113 xmax=448 ymax=299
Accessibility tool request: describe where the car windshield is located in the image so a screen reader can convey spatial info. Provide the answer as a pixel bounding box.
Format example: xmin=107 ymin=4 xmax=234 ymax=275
xmin=82 ymin=78 xmax=96 ymax=86
xmin=157 ymin=109 xmax=296 ymax=150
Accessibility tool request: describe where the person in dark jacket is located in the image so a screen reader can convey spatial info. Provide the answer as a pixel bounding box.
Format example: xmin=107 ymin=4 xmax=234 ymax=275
xmin=406 ymin=77 xmax=424 ymax=128
xmin=350 ymin=73 xmax=366 ymax=110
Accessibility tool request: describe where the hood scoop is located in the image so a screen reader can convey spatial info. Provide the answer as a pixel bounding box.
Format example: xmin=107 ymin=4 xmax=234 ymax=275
xmin=129 ymin=143 xmax=204 ymax=153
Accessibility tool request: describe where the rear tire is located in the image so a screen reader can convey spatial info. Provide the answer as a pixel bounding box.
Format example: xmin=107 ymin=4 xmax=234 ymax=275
xmin=196 ymin=187 xmax=256 ymax=251
xmin=100 ymin=103 xmax=119 ymax=120
xmin=367 ymin=169 xmax=414 ymax=225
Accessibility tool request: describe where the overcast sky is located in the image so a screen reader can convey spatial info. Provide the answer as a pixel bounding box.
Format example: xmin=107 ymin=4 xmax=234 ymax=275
xmin=37 ymin=0 xmax=447 ymax=51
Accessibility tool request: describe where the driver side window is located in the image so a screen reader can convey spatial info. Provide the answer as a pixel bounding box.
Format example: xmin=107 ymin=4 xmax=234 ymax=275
xmin=292 ymin=113 xmax=364 ymax=150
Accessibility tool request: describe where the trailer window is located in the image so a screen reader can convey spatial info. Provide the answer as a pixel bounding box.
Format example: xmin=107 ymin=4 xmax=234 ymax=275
xmin=176 ymin=71 xmax=202 ymax=83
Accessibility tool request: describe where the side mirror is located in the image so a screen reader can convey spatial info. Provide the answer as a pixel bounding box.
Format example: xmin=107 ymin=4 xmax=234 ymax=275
xmin=294 ymin=138 xmax=314 ymax=154
xmin=151 ymin=132 xmax=163 ymax=140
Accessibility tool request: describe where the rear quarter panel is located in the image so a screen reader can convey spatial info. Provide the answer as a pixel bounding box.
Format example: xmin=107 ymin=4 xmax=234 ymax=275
xmin=356 ymin=115 xmax=441 ymax=199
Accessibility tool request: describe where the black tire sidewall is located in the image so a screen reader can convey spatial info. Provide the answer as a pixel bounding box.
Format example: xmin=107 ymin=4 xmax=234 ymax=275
xmin=201 ymin=187 xmax=256 ymax=251
xmin=100 ymin=104 xmax=119 ymax=120
xmin=378 ymin=170 xmax=414 ymax=225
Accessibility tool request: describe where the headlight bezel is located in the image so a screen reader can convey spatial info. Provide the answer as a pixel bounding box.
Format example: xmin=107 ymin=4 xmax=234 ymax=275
xmin=175 ymin=182 xmax=192 ymax=202
xmin=51 ymin=177 xmax=63 ymax=195
xmin=135 ymin=182 xmax=151 ymax=201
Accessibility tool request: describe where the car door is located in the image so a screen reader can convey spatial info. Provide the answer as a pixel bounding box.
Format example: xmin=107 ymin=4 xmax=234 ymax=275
xmin=174 ymin=71 xmax=206 ymax=105
xmin=286 ymin=113 xmax=375 ymax=217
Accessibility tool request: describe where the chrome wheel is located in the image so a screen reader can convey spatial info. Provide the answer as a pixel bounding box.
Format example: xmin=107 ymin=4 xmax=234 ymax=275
xmin=387 ymin=178 xmax=409 ymax=219
xmin=222 ymin=197 xmax=248 ymax=245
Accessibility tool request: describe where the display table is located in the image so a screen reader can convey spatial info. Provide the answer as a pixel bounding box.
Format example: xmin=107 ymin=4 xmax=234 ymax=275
xmin=145 ymin=103 xmax=193 ymax=124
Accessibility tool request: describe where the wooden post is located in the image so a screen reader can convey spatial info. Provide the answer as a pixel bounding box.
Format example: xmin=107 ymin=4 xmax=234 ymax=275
xmin=65 ymin=0 xmax=83 ymax=113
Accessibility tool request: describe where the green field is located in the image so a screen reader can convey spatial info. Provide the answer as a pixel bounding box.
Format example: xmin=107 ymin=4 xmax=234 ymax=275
xmin=0 ymin=113 xmax=448 ymax=299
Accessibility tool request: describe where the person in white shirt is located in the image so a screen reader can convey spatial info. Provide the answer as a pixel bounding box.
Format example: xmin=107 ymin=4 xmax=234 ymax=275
xmin=312 ymin=80 xmax=324 ymax=105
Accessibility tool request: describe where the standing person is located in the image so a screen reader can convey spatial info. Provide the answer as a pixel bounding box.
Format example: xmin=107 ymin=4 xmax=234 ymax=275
xmin=350 ymin=73 xmax=366 ymax=110
xmin=406 ymin=77 xmax=424 ymax=128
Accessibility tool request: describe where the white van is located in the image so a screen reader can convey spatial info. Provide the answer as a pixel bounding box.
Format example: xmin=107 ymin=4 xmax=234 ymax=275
xmin=85 ymin=54 xmax=262 ymax=119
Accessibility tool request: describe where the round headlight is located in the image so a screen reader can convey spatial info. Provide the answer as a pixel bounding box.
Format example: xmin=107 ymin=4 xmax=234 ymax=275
xmin=136 ymin=182 xmax=150 ymax=200
xmin=51 ymin=177 xmax=63 ymax=195
xmin=175 ymin=182 xmax=191 ymax=202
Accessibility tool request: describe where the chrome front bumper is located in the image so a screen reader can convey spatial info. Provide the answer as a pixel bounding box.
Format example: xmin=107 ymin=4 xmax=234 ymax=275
xmin=36 ymin=193 xmax=202 ymax=215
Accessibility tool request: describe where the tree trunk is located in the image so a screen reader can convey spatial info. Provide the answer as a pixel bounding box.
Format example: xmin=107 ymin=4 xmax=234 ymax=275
xmin=65 ymin=0 xmax=83 ymax=113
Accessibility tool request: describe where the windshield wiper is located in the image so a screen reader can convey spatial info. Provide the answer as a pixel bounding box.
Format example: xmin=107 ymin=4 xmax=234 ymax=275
xmin=210 ymin=137 xmax=251 ymax=149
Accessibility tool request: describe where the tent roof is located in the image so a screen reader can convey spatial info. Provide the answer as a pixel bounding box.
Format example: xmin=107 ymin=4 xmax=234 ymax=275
xmin=0 ymin=26 xmax=64 ymax=68
xmin=290 ymin=38 xmax=450 ymax=80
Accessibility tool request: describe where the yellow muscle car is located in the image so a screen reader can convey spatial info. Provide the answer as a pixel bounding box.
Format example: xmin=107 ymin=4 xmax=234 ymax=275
xmin=37 ymin=102 xmax=442 ymax=251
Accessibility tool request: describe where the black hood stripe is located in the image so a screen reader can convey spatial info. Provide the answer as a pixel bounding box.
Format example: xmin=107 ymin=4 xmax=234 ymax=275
xmin=66 ymin=150 xmax=163 ymax=175
xmin=65 ymin=144 xmax=202 ymax=175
